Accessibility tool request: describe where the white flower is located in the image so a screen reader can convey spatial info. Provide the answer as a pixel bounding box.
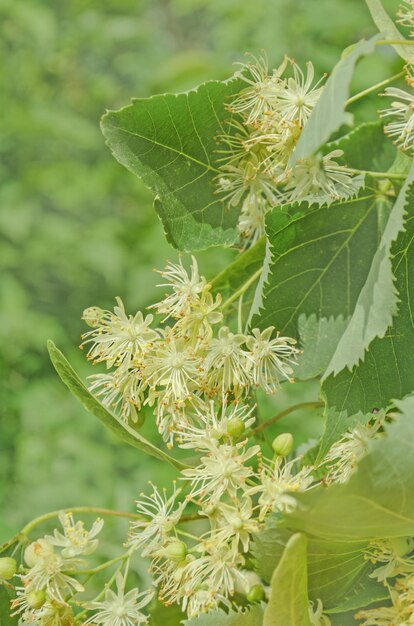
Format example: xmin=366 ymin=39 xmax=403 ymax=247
xmin=45 ymin=511 xmax=103 ymax=557
xmin=212 ymin=497 xmax=259 ymax=553
xmin=151 ymin=257 xmax=207 ymax=320
xmin=143 ymin=332 xmax=202 ymax=402
xmin=175 ymin=400 xmax=255 ymax=451
xmin=272 ymin=60 xmax=325 ymax=126
xmin=309 ymin=599 xmax=331 ymax=626
xmin=230 ymin=54 xmax=289 ymax=125
xmin=397 ymin=0 xmax=414 ymax=32
xmin=128 ymin=483 xmax=186 ymax=556
xmin=88 ymin=367 xmax=147 ymax=423
xmin=204 ymin=327 xmax=252 ymax=394
xmin=246 ymin=326 xmax=299 ymax=393
xmin=84 ymin=573 xmax=154 ymax=626
xmin=380 ymin=87 xmax=414 ymax=153
xmin=237 ymin=193 xmax=269 ymax=247
xmin=174 ymin=291 xmax=223 ymax=344
xmin=324 ymin=421 xmax=382 ymax=484
xmin=283 ymin=149 xmax=364 ymax=204
xmin=355 ymin=576 xmax=414 ymax=625
xmin=22 ymin=549 xmax=84 ymax=605
xmin=247 ymin=457 xmax=314 ymax=520
xmin=81 ymin=298 xmax=158 ymax=367
xmin=365 ymin=537 xmax=414 ymax=582
xmin=182 ymin=440 xmax=259 ymax=502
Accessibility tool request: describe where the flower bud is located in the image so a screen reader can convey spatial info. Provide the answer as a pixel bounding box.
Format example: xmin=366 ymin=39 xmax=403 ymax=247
xmin=164 ymin=540 xmax=187 ymax=563
xmin=27 ymin=589 xmax=47 ymax=610
xmin=247 ymin=584 xmax=265 ymax=603
xmin=227 ymin=418 xmax=245 ymax=440
xmin=272 ymin=432 xmax=294 ymax=457
xmin=82 ymin=306 xmax=106 ymax=328
xmin=0 ymin=557 xmax=17 ymax=580
xmin=24 ymin=539 xmax=54 ymax=568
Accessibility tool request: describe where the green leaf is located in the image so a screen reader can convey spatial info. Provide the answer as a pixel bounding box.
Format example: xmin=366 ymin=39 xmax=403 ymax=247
xmin=0 ymin=586 xmax=17 ymax=626
xmin=323 ymin=194 xmax=414 ymax=414
xmin=286 ymin=395 xmax=414 ymax=540
xmin=101 ymin=78 xmax=243 ymax=251
xmin=293 ymin=314 xmax=349 ymax=380
xmin=254 ymin=527 xmax=370 ymax=610
xmin=263 ymin=533 xmax=312 ymax=626
xmin=290 ymin=36 xmax=379 ymax=165
xmin=325 ymin=122 xmax=396 ymax=173
xmin=251 ymin=193 xmax=382 ymax=339
xmin=326 ymin=576 xmax=389 ymax=614
xmin=324 ymin=162 xmax=414 ymax=378
xmin=183 ymin=605 xmax=264 ymax=626
xmin=365 ymin=0 xmax=414 ymax=64
xmin=210 ymin=236 xmax=266 ymax=300
xmin=47 ymin=341 xmax=185 ymax=470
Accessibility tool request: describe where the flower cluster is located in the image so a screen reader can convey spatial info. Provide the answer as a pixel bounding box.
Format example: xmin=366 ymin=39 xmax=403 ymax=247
xmin=378 ymin=3 xmax=414 ymax=152
xmin=126 ymin=412 xmax=316 ymax=617
xmin=11 ymin=513 xmax=104 ymax=624
xmin=81 ymin=257 xmax=299 ymax=446
xmin=215 ymin=54 xmax=363 ymax=246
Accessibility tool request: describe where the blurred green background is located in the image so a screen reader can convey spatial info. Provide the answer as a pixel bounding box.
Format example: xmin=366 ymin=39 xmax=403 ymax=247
xmin=0 ymin=0 xmax=400 ymax=548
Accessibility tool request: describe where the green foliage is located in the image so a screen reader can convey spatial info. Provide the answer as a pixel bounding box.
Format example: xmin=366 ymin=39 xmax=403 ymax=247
xmin=263 ymin=533 xmax=311 ymax=626
xmin=101 ymin=79 xmax=243 ymax=251
xmin=47 ymin=341 xmax=184 ymax=469
xmin=366 ymin=0 xmax=414 ymax=63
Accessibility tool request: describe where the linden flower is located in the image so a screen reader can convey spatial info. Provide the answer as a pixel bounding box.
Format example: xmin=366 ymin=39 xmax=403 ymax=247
xmin=81 ymin=298 xmax=158 ymax=368
xmin=204 ymin=327 xmax=252 ymax=394
xmin=84 ymin=573 xmax=154 ymax=626
xmin=230 ymin=54 xmax=289 ymax=125
xmin=216 ymin=156 xmax=283 ymax=209
xmin=397 ymin=0 xmax=414 ymax=32
xmin=174 ymin=290 xmax=223 ymax=344
xmin=324 ymin=421 xmax=382 ymax=484
xmin=22 ymin=550 xmax=84 ymax=605
xmin=143 ymin=332 xmax=201 ymax=401
xmin=88 ymin=367 xmax=147 ymax=423
xmin=11 ymin=595 xmax=75 ymax=626
xmin=237 ymin=194 xmax=269 ymax=247
xmin=356 ymin=577 xmax=414 ymax=625
xmin=128 ymin=483 xmax=186 ymax=556
xmin=283 ymin=149 xmax=364 ymax=204
xmin=182 ymin=440 xmax=260 ymax=502
xmin=247 ymin=457 xmax=314 ymax=521
xmin=176 ymin=400 xmax=256 ymax=451
xmin=45 ymin=512 xmax=103 ymax=558
xmin=212 ymin=497 xmax=259 ymax=553
xmin=309 ymin=599 xmax=332 ymax=626
xmin=380 ymin=87 xmax=414 ymax=154
xmin=151 ymin=257 xmax=207 ymax=320
xmin=365 ymin=537 xmax=414 ymax=583
xmin=246 ymin=327 xmax=299 ymax=393
xmin=272 ymin=60 xmax=325 ymax=126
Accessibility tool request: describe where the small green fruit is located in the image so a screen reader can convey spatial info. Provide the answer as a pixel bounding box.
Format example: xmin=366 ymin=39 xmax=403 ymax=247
xmin=247 ymin=584 xmax=265 ymax=603
xmin=227 ymin=418 xmax=245 ymax=440
xmin=0 ymin=557 xmax=17 ymax=580
xmin=272 ymin=432 xmax=294 ymax=457
xmin=27 ymin=589 xmax=47 ymax=610
xmin=165 ymin=540 xmax=187 ymax=562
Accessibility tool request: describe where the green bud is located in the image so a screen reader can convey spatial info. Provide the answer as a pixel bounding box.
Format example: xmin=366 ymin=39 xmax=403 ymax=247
xmin=27 ymin=589 xmax=47 ymax=610
xmin=164 ymin=540 xmax=187 ymax=562
xmin=247 ymin=584 xmax=265 ymax=603
xmin=227 ymin=418 xmax=245 ymax=440
xmin=24 ymin=539 xmax=54 ymax=568
xmin=82 ymin=306 xmax=105 ymax=328
xmin=0 ymin=557 xmax=17 ymax=580
xmin=272 ymin=432 xmax=294 ymax=457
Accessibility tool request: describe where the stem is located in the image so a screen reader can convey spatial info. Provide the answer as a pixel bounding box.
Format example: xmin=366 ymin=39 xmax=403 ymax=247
xmin=247 ymin=401 xmax=323 ymax=438
xmin=21 ymin=507 xmax=143 ymax=537
xmin=376 ymin=39 xmax=414 ymax=46
xmin=221 ymin=267 xmax=262 ymax=312
xmin=69 ymin=553 xmax=128 ymax=576
xmin=347 ymin=168 xmax=406 ymax=180
xmin=346 ymin=71 xmax=405 ymax=105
